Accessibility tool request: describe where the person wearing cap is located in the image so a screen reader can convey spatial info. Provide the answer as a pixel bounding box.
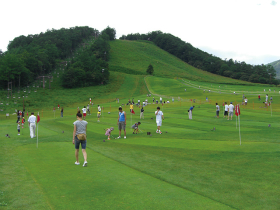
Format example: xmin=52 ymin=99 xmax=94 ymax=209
xmin=155 ymin=107 xmax=164 ymax=134
xmin=228 ymin=102 xmax=234 ymax=120
xmin=28 ymin=112 xmax=36 ymax=138
xmin=117 ymin=107 xmax=126 ymax=139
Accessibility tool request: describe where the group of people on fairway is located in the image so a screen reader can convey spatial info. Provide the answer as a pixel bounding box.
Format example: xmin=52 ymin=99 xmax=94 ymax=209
xmin=216 ymin=102 xmax=235 ymax=120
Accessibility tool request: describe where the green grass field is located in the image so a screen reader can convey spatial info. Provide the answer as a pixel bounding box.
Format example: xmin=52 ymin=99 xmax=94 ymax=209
xmin=1 ymin=40 xmax=280 ymax=209
xmin=1 ymin=75 xmax=280 ymax=209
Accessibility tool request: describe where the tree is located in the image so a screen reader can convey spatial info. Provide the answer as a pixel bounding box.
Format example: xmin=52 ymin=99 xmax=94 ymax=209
xmin=101 ymin=26 xmax=116 ymax=40
xmin=146 ymin=64 xmax=154 ymax=75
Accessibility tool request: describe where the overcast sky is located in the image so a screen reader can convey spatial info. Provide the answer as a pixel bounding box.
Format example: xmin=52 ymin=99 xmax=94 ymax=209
xmin=1 ymin=0 xmax=279 ymax=65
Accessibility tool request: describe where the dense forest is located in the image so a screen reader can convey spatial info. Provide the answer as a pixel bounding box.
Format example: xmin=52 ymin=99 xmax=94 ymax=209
xmin=0 ymin=26 xmax=115 ymax=89
xmin=120 ymin=31 xmax=278 ymax=85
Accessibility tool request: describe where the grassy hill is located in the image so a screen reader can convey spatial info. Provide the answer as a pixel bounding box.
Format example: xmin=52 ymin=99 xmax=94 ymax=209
xmin=267 ymin=59 xmax=280 ymax=79
xmin=109 ymin=40 xmax=254 ymax=84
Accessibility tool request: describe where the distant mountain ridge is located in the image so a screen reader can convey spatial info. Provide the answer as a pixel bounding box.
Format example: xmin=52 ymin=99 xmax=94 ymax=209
xmin=267 ymin=59 xmax=280 ymax=79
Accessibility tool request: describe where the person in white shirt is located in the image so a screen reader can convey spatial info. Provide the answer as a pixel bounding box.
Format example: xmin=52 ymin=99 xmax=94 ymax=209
xmin=82 ymin=106 xmax=87 ymax=120
xmin=216 ymin=103 xmax=220 ymax=118
xmin=155 ymin=107 xmax=164 ymax=134
xmin=28 ymin=112 xmax=36 ymax=138
xmin=160 ymin=97 xmax=162 ymax=104
xmin=265 ymin=94 xmax=268 ymax=102
xmin=244 ymin=97 xmax=248 ymax=105
xmin=224 ymin=102 xmax=229 ymax=118
xmin=228 ymin=102 xmax=234 ymax=120
xmin=98 ymin=105 xmax=101 ymax=114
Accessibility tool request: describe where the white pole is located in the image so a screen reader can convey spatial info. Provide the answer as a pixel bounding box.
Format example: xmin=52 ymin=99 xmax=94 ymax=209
xmin=37 ymin=122 xmax=38 ymax=148
xmin=239 ymin=115 xmax=241 ymax=145
xmin=236 ymin=114 xmax=237 ymax=129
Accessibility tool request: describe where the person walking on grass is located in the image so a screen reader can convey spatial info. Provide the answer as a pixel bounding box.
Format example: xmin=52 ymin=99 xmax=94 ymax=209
xmin=28 ymin=112 xmax=36 ymax=138
xmin=82 ymin=106 xmax=87 ymax=120
xmin=224 ymin=102 xmax=228 ymax=118
xmin=155 ymin=106 xmax=164 ymax=134
xmin=140 ymin=106 xmax=144 ymax=119
xmin=73 ymin=111 xmax=88 ymax=167
xmin=216 ymin=103 xmax=220 ymax=118
xmin=117 ymin=107 xmax=126 ymax=139
xmin=189 ymin=106 xmax=194 ymax=120
xmin=228 ymin=102 xmax=234 ymax=120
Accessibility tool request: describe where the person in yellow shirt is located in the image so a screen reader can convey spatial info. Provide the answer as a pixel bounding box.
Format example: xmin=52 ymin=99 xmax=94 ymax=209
xmin=130 ymin=104 xmax=134 ymax=113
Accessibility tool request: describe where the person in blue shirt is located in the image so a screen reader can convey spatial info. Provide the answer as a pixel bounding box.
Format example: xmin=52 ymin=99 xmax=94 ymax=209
xmin=117 ymin=107 xmax=126 ymax=139
xmin=189 ymin=106 xmax=195 ymax=119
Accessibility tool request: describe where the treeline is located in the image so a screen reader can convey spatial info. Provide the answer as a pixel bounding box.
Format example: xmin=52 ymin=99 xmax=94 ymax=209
xmin=61 ymin=27 xmax=116 ymax=88
xmin=0 ymin=26 xmax=98 ymax=89
xmin=120 ymin=31 xmax=278 ymax=85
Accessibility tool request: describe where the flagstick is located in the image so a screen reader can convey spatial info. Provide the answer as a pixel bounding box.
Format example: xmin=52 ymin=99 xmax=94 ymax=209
xmin=37 ymin=123 xmax=38 ymax=148
xmin=236 ymin=114 xmax=237 ymax=129
xmin=239 ymin=115 xmax=241 ymax=145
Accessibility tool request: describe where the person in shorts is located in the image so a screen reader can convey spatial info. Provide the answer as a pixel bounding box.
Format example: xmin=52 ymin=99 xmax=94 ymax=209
xmin=117 ymin=107 xmax=126 ymax=139
xmin=216 ymin=103 xmax=220 ymax=118
xmin=132 ymin=122 xmax=141 ymax=134
xmin=82 ymin=106 xmax=87 ymax=120
xmin=224 ymin=102 xmax=228 ymax=118
xmin=73 ymin=111 xmax=88 ymax=167
xmin=97 ymin=111 xmax=101 ymax=122
xmin=155 ymin=107 xmax=164 ymax=134
xmin=228 ymin=102 xmax=234 ymax=120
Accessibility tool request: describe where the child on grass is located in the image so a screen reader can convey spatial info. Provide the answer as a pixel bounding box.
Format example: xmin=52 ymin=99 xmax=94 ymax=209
xmin=97 ymin=111 xmax=101 ymax=122
xmin=17 ymin=121 xmax=20 ymax=135
xmin=21 ymin=117 xmax=25 ymax=128
xmin=132 ymin=122 xmax=141 ymax=134
xmin=105 ymin=127 xmax=114 ymax=140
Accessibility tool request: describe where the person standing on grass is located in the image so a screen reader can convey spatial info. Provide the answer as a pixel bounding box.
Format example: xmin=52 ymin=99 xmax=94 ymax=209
xmin=130 ymin=103 xmax=134 ymax=113
xmin=17 ymin=121 xmax=21 ymax=135
xmin=28 ymin=112 xmax=36 ymax=138
xmin=117 ymin=107 xmax=126 ymax=139
xmin=189 ymin=106 xmax=194 ymax=120
xmin=87 ymin=104 xmax=90 ymax=115
xmin=228 ymin=102 xmax=234 ymax=120
xmin=258 ymin=95 xmax=261 ymax=101
xmin=266 ymin=94 xmax=268 ymax=102
xmin=61 ymin=107 xmax=64 ymax=117
xmin=244 ymin=97 xmax=248 ymax=105
xmin=73 ymin=111 xmax=88 ymax=167
xmin=216 ymin=103 xmax=220 ymax=118
xmin=140 ymin=106 xmax=144 ymax=119
xmin=155 ymin=106 xmax=164 ymax=134
xmin=97 ymin=111 xmax=101 ymax=122
xmin=98 ymin=105 xmax=101 ymax=115
xmin=224 ymin=102 xmax=229 ymax=118
xmin=82 ymin=106 xmax=87 ymax=120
